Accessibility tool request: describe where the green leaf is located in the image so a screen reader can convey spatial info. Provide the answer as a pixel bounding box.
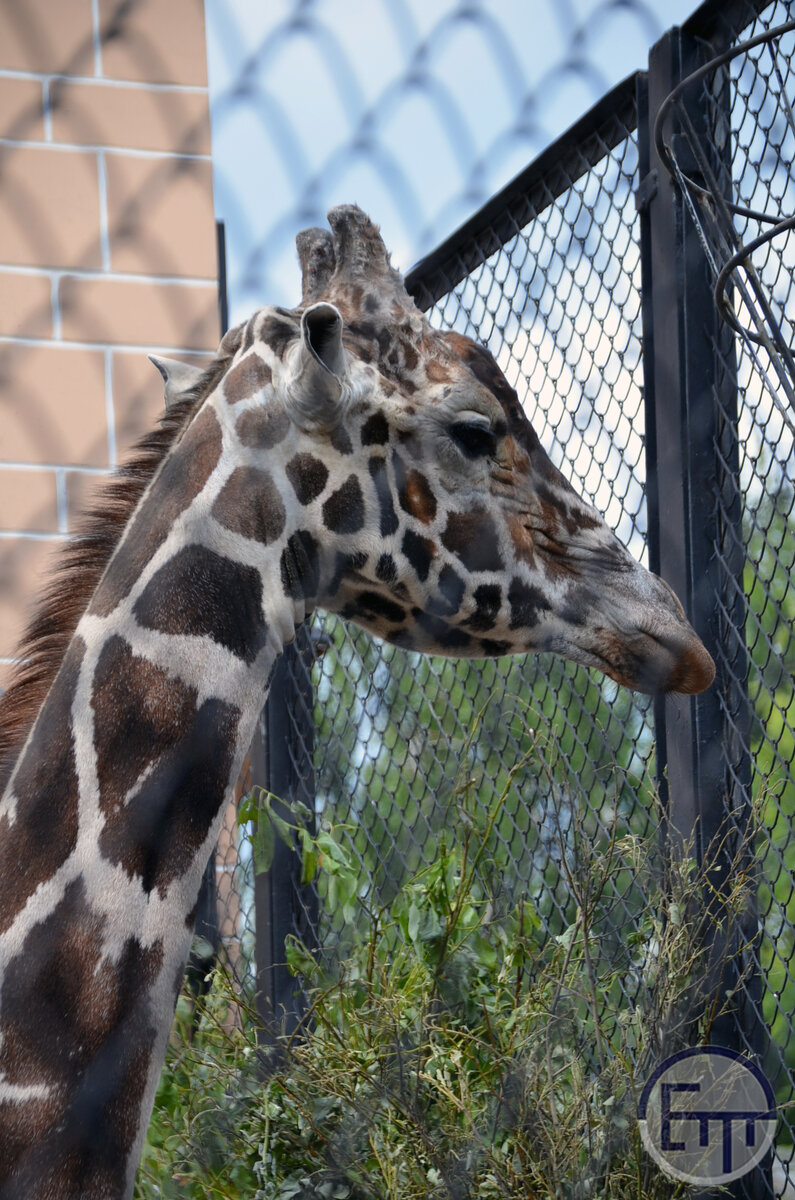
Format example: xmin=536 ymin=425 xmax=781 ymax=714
xmin=252 ymin=815 xmax=275 ymax=874
xmin=299 ymin=829 xmax=319 ymax=886
xmin=284 ymin=935 xmax=317 ymax=979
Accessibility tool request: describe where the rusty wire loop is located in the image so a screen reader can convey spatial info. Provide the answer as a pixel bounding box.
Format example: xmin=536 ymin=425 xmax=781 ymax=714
xmin=654 ymin=18 xmax=795 ymax=425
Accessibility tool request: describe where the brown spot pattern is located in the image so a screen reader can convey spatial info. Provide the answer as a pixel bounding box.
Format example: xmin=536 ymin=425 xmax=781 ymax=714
xmin=98 ymin=697 xmax=239 ymax=896
xmin=91 ymin=637 xmax=240 ymax=895
xmin=425 ymin=357 xmax=452 ymax=383
xmin=508 ymin=578 xmax=551 ymax=629
xmin=0 ymin=638 xmax=85 ymax=936
xmin=465 ymin=584 xmax=502 ymax=631
xmin=212 ymin=467 xmax=286 ymax=545
xmin=361 ymin=412 xmax=389 ymax=446
xmin=441 ymin=509 xmax=504 ymax=572
xmin=329 ymin=424 xmax=353 ymax=455
xmin=281 ymin=530 xmax=320 ymax=600
xmin=341 ymin=591 xmax=406 ymax=625
xmin=260 ymin=314 xmax=298 ymax=358
xmin=133 ymin=545 xmax=268 ymax=664
xmin=236 ymin=402 xmax=291 ymax=449
xmin=89 ymin=404 xmax=223 ymax=619
xmin=536 ymin=482 xmax=599 ymax=535
xmin=92 ymin=636 xmax=198 ymax=821
xmin=429 ymin=565 xmax=466 ymax=617
xmin=398 ymin=466 xmax=436 ymax=524
xmin=508 ymin=514 xmax=536 ymax=565
xmin=286 ymin=453 xmax=329 ymax=506
xmin=402 ymin=529 xmax=435 ymax=581
xmin=322 ymin=475 xmax=365 ymax=534
xmin=0 ymin=879 xmax=161 ymax=1195
xmin=222 ymin=351 xmax=273 ymax=404
xmin=400 ymin=339 xmax=419 ymax=371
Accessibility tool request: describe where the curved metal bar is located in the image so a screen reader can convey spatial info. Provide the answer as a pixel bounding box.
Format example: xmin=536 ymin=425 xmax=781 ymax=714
xmin=653 ymin=18 xmax=795 ymax=224
xmin=714 ymin=214 xmax=795 ymax=343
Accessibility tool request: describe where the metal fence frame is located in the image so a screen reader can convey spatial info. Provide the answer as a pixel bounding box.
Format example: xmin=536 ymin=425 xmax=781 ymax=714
xmin=244 ymin=1 xmax=791 ymax=1193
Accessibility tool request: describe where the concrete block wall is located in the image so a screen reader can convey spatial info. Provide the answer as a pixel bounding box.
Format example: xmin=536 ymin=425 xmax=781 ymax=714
xmin=0 ymin=0 xmax=220 ymax=688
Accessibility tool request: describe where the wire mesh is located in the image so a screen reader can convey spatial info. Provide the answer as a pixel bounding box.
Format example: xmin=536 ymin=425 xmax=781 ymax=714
xmin=672 ymin=1 xmax=795 ymax=1185
xmin=204 ymin=0 xmax=689 ymax=1018
xmin=255 ymin=83 xmax=660 ymax=1044
xmin=238 ymin=0 xmax=795 ymax=1189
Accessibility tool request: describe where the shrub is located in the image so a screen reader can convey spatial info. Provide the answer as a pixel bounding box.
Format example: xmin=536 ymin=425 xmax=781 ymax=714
xmin=136 ymin=773 xmax=754 ymax=1200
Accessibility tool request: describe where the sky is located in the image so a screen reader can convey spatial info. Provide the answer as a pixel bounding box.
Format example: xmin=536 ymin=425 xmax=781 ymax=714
xmin=204 ymin=0 xmax=697 ymax=323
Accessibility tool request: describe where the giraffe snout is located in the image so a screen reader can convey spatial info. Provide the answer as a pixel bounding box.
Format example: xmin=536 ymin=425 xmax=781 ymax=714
xmin=585 ymin=570 xmax=715 ymax=696
xmin=655 ymin=631 xmax=716 ymax=695
xmin=592 ymin=624 xmax=715 ymax=695
xmin=644 ymin=575 xmax=715 ymax=694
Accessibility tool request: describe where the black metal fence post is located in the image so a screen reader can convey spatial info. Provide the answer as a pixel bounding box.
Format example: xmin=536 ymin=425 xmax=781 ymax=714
xmin=253 ymin=627 xmax=317 ymax=1038
xmin=639 ymin=22 xmax=763 ymax=1197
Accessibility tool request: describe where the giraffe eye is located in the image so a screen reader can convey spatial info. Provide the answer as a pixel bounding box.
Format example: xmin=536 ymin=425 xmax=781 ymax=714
xmin=449 ymin=419 xmax=498 ymax=459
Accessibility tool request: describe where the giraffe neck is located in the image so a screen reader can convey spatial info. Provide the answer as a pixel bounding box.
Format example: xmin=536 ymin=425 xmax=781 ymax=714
xmin=0 ymin=393 xmax=300 ymax=1200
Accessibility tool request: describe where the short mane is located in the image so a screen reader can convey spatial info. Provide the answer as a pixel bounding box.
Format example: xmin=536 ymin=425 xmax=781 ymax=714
xmin=0 ymin=353 xmax=231 ymax=790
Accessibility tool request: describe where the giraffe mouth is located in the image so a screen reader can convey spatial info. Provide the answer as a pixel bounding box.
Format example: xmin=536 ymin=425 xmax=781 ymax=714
xmin=579 ymin=628 xmax=716 ymax=696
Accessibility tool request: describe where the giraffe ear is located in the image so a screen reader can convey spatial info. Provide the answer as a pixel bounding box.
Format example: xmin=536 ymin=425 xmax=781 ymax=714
xmin=283 ymin=302 xmax=346 ymax=431
xmin=148 ymin=355 xmax=204 ymax=411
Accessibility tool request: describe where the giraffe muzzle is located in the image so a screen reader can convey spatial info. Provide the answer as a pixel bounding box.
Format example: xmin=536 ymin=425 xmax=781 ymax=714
xmin=591 ymin=625 xmax=716 ymax=696
xmin=587 ymin=564 xmax=716 ymax=695
xmin=649 ymin=630 xmax=716 ymax=695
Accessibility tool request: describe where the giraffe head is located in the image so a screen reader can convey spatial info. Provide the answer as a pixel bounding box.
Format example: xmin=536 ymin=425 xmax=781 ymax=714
xmin=159 ymin=206 xmax=713 ymax=696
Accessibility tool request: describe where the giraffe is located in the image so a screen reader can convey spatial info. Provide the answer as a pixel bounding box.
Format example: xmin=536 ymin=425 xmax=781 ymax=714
xmin=0 ymin=206 xmax=714 ymax=1200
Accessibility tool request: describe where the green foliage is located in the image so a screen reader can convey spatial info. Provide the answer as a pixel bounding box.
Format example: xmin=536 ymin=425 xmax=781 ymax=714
xmin=310 ymin=634 xmax=658 ymax=981
xmin=744 ymin=474 xmax=795 ymax=1116
xmin=137 ymin=783 xmax=748 ymax=1200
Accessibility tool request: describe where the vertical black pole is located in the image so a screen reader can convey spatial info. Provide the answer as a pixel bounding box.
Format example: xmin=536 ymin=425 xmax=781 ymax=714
xmin=216 ymin=220 xmax=229 ymax=340
xmin=254 ymin=627 xmax=317 ymax=1038
xmin=640 ymin=25 xmax=762 ymax=1200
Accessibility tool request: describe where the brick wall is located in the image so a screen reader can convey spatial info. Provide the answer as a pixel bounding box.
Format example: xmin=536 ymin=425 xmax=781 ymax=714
xmin=0 ymin=0 xmax=219 ymax=688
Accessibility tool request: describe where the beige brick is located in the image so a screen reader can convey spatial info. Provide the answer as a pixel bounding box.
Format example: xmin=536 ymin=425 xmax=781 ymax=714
xmin=113 ymin=349 xmax=212 ymax=453
xmin=98 ymin=0 xmax=208 ymax=85
xmin=60 ymin=276 xmax=219 ymax=349
xmin=0 ymin=0 xmax=94 ymax=75
xmin=50 ymin=81 xmax=211 ymax=154
xmin=64 ymin=469 xmax=109 ymax=528
xmin=0 ymin=272 xmax=52 ymax=338
xmin=0 ymin=468 xmax=59 ymax=532
xmin=0 ymin=343 xmax=109 ymax=466
xmin=0 ymin=77 xmax=45 ymax=141
xmin=106 ymin=155 xmax=216 ymax=278
xmin=0 ymin=537 xmax=61 ymax=660
xmin=0 ymin=146 xmax=101 ymax=270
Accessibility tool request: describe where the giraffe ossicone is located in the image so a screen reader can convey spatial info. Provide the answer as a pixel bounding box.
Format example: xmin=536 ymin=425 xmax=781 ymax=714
xmin=0 ymin=205 xmax=713 ymax=1200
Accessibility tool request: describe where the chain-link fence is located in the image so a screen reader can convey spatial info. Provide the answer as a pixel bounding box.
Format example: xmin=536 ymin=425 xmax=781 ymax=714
xmin=312 ymin=76 xmax=652 ymax=961
xmin=206 ymin=0 xmax=795 ymax=1192
xmin=689 ymin=0 xmax=795 ymax=1184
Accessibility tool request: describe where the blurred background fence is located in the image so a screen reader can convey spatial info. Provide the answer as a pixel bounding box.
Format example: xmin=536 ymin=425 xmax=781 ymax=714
xmin=198 ymin=0 xmax=795 ymax=1195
